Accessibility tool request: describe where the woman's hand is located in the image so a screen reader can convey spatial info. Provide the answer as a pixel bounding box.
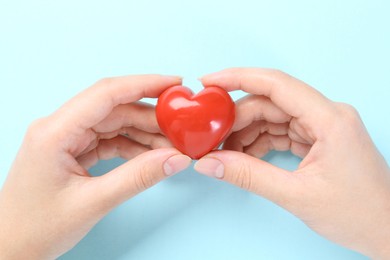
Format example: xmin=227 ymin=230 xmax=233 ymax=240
xmin=0 ymin=75 xmax=192 ymax=259
xmin=195 ymin=68 xmax=390 ymax=258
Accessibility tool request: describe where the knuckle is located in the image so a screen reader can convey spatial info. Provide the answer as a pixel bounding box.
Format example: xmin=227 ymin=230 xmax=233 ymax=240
xmin=232 ymin=163 xmax=254 ymax=191
xmin=264 ymin=68 xmax=289 ymax=78
xmin=25 ymin=117 xmax=50 ymax=143
xmin=266 ymin=68 xmax=284 ymax=75
xmin=334 ymin=102 xmax=362 ymax=126
xmin=132 ymin=166 xmax=155 ymax=192
xmin=96 ymin=77 xmax=114 ymax=88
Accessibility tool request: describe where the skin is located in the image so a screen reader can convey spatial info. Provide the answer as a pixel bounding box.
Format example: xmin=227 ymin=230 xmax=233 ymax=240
xmin=0 ymin=75 xmax=192 ymax=259
xmin=195 ymin=68 xmax=390 ymax=259
xmin=1 ymin=69 xmax=389 ymax=259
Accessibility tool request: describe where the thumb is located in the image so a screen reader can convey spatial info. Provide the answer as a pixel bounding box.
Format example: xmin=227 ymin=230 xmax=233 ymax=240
xmin=194 ymin=150 xmax=299 ymax=206
xmin=89 ymin=148 xmax=191 ymax=213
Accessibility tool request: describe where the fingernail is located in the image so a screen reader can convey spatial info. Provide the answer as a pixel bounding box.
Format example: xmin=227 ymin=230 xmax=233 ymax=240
xmin=194 ymin=157 xmax=224 ymax=179
xmin=163 ymin=154 xmax=192 ymax=176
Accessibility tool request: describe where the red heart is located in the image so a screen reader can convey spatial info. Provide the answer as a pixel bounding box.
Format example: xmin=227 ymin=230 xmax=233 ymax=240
xmin=156 ymin=85 xmax=235 ymax=159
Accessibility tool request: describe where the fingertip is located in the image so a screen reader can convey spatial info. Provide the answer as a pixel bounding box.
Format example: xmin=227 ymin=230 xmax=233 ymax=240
xmin=199 ymin=70 xmax=239 ymax=92
xmin=194 ymin=156 xmax=225 ymax=179
xmin=163 ymin=154 xmax=192 ymax=176
xmin=161 ymin=75 xmax=183 ymax=87
xmin=147 ymin=74 xmax=182 ymax=86
xmin=199 ymin=70 xmax=225 ymax=84
xmin=165 ymin=75 xmax=183 ymax=81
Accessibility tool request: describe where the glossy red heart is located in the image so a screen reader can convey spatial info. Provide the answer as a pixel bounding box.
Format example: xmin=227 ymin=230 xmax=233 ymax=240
xmin=156 ymin=85 xmax=235 ymax=159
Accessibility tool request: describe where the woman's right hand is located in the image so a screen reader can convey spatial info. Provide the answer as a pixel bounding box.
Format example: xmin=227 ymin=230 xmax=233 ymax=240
xmin=195 ymin=68 xmax=390 ymax=258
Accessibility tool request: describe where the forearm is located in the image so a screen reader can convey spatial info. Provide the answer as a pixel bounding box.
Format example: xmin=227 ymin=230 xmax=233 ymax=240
xmin=0 ymin=198 xmax=47 ymax=260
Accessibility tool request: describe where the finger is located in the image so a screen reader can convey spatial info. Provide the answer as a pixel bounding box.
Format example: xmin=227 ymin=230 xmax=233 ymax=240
xmin=201 ymin=68 xmax=332 ymax=135
xmin=287 ymin=117 xmax=315 ymax=144
xmin=243 ymin=133 xmax=311 ymax=158
xmin=55 ymin=75 xmax=182 ymax=133
xmin=290 ymin=141 xmax=311 ymax=158
xmin=79 ymin=127 xmax=172 ymax=158
xmin=76 ymin=135 xmax=149 ymax=169
xmin=223 ymin=121 xmax=289 ymax=151
xmin=245 ymin=134 xmax=291 ymax=158
xmin=121 ymin=127 xmax=173 ymax=149
xmin=223 ymin=121 xmax=260 ymax=152
xmin=194 ymin=150 xmax=301 ymax=207
xmin=85 ymin=148 xmax=192 ymax=213
xmin=233 ymin=95 xmax=291 ymax=132
xmin=93 ymin=102 xmax=161 ymax=134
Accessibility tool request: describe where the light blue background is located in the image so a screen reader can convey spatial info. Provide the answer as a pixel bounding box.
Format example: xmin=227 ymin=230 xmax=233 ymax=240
xmin=1 ymin=0 xmax=389 ymax=259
